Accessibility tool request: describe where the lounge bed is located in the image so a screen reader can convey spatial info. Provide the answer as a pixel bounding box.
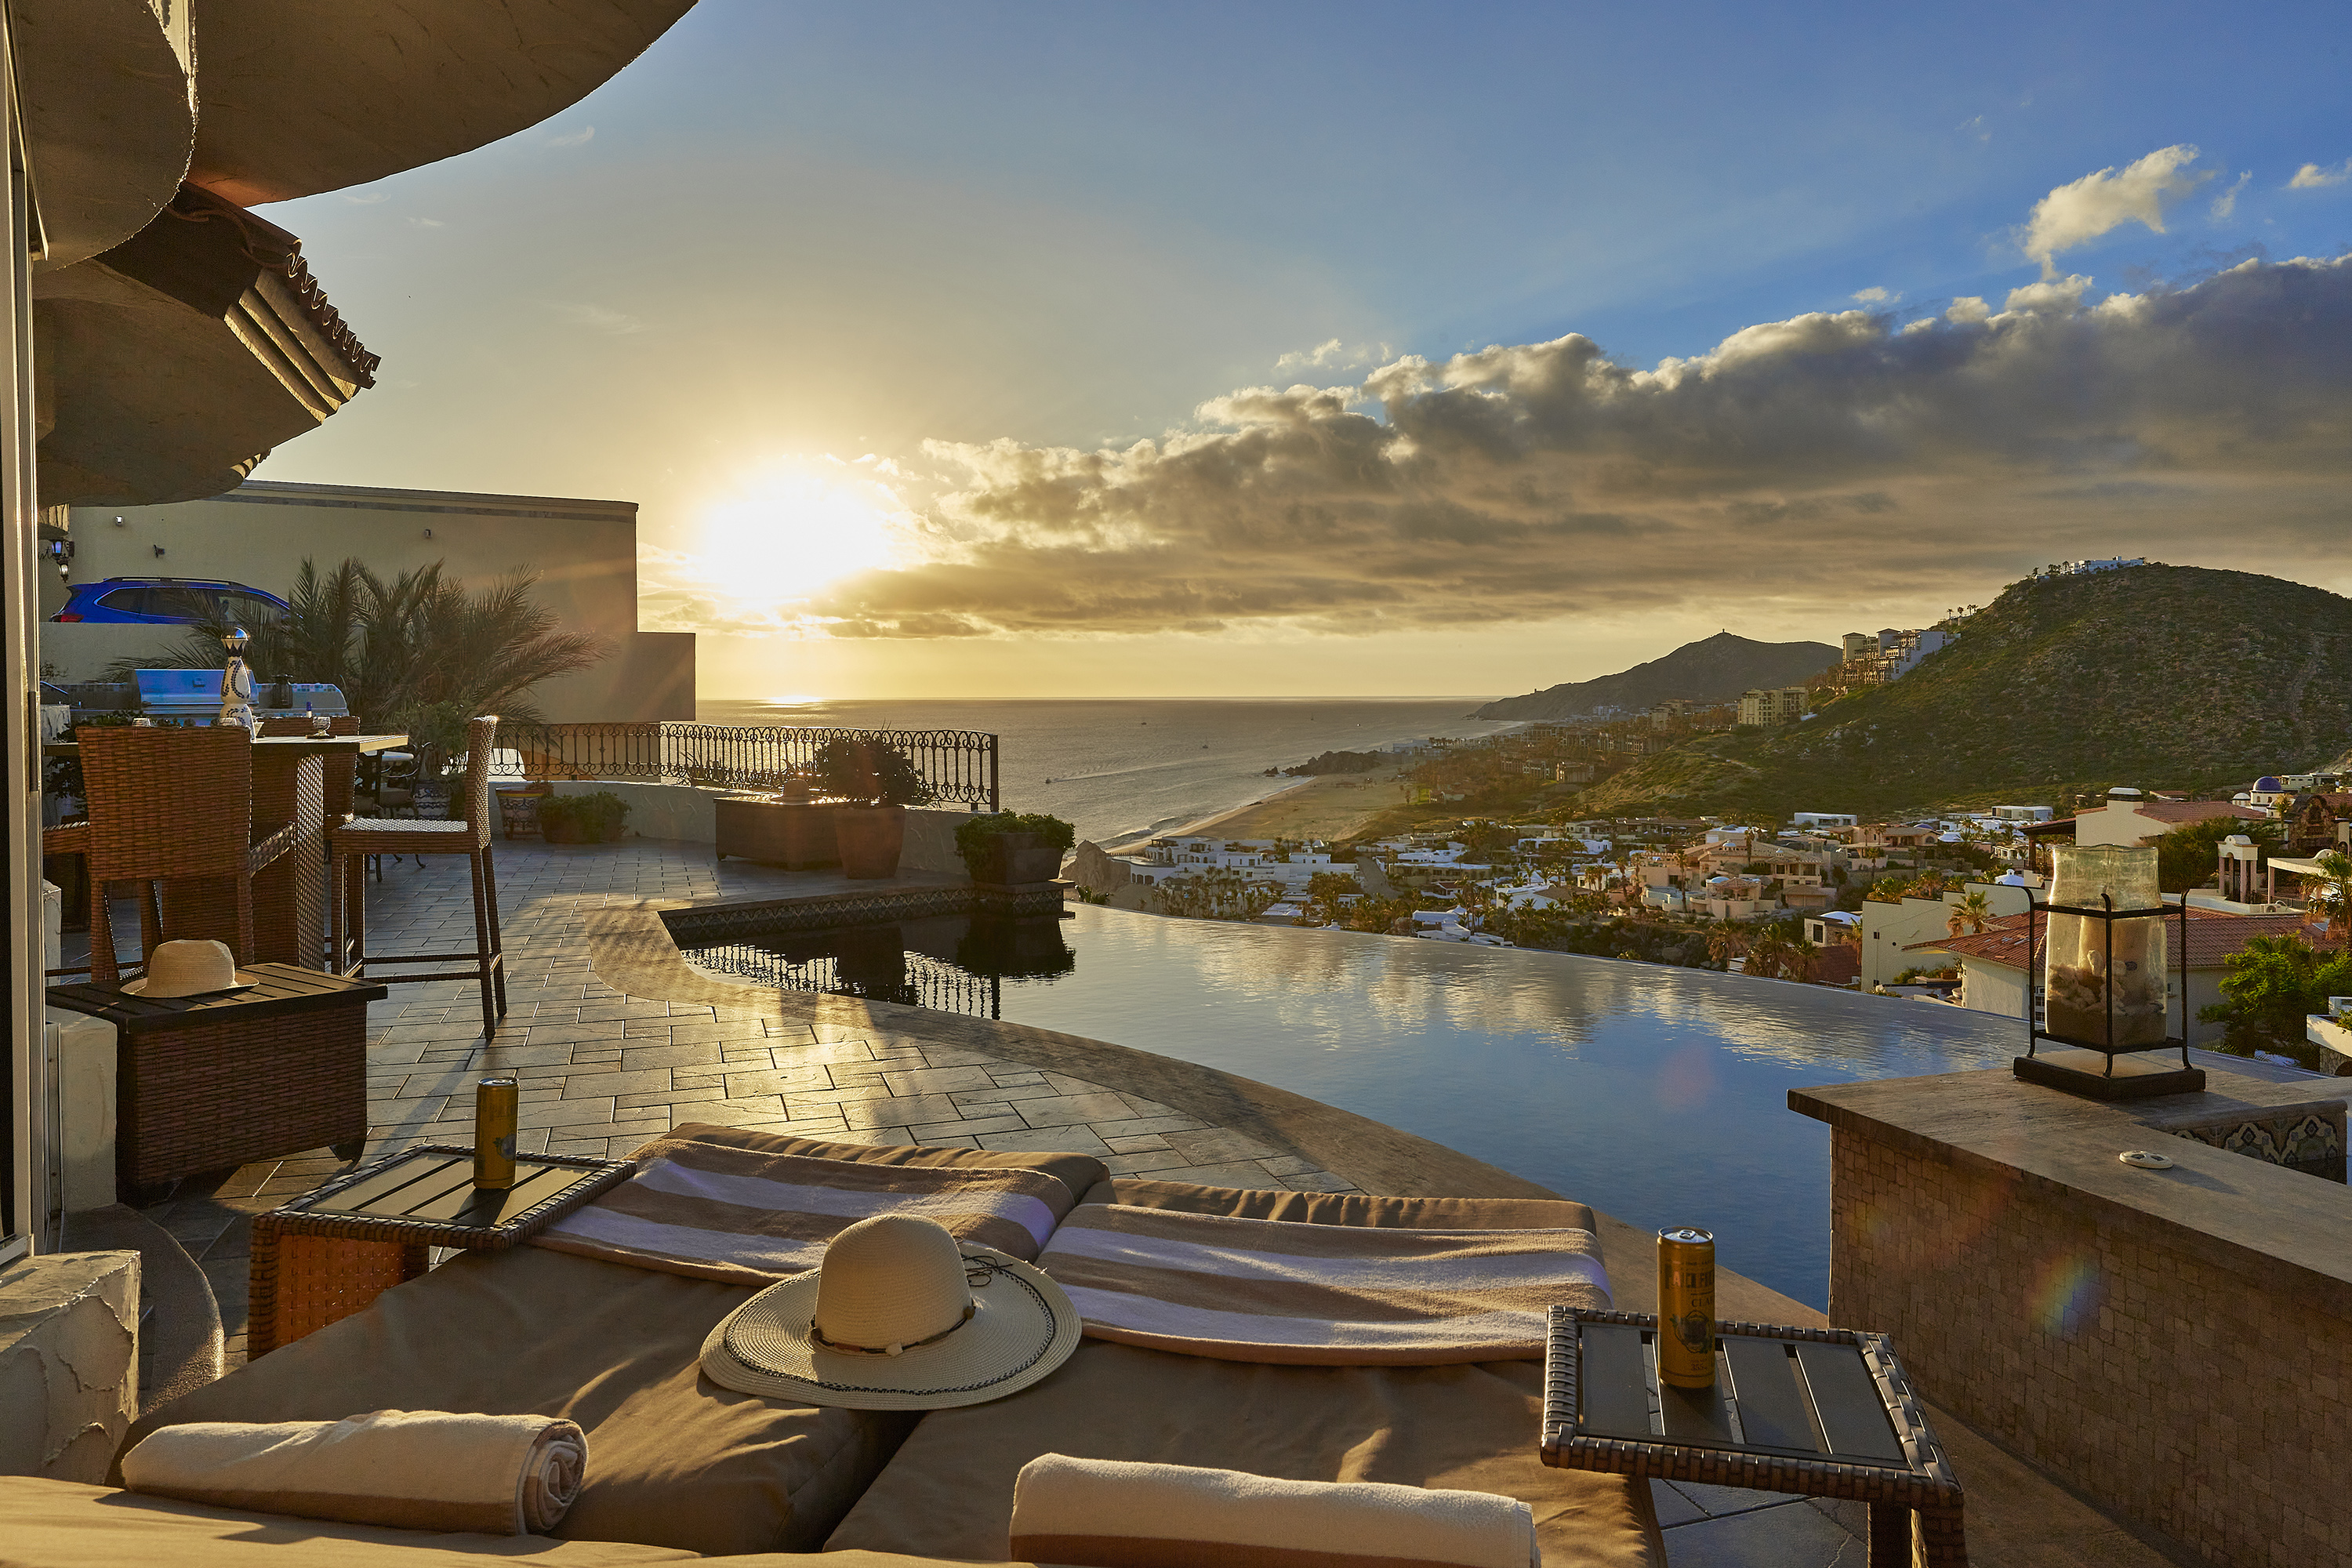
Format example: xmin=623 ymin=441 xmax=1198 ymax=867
xmin=85 ymin=1132 xmax=1661 ymax=1565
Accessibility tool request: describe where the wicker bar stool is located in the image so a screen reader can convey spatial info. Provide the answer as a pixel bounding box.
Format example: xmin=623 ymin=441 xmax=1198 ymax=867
xmin=77 ymin=726 xmax=299 ymax=985
xmin=329 ymin=714 xmax=508 ymax=1038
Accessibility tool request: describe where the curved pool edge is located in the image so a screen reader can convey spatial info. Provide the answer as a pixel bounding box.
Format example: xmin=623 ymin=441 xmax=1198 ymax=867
xmin=583 ymin=898 xmax=1826 ymax=1330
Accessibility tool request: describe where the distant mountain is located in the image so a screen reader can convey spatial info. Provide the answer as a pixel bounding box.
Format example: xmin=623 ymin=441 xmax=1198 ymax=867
xmin=1571 ymin=565 xmax=2352 ymax=821
xmin=1475 ymin=632 xmax=1840 ymax=720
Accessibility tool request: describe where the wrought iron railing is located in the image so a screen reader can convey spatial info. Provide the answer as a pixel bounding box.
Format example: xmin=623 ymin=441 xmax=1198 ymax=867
xmin=684 ymin=941 xmax=1004 ymax=1018
xmin=488 ymin=722 xmax=999 ymax=811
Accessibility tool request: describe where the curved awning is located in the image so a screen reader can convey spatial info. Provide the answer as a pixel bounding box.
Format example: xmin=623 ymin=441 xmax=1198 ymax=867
xmin=15 ymin=0 xmax=196 ymax=270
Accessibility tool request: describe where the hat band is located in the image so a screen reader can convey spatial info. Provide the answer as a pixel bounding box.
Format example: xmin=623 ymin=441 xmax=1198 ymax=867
xmin=810 ymin=1300 xmax=975 ymax=1357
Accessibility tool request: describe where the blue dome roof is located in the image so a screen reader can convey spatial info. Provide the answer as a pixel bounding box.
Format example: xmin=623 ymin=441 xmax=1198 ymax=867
xmin=2254 ymin=776 xmax=2284 ymax=791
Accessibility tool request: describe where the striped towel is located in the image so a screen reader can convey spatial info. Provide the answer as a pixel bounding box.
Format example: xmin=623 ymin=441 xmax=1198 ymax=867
xmin=532 ymin=1138 xmax=1081 ymax=1285
xmin=1036 ymin=1203 xmax=1610 ymax=1364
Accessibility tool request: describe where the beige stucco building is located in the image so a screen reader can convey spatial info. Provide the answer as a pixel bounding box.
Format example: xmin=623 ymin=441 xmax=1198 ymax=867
xmin=45 ymin=479 xmax=694 ymax=721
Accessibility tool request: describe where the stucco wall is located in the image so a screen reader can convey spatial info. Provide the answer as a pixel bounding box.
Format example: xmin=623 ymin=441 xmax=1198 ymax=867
xmin=531 ymin=782 xmax=974 ymax=878
xmin=49 ymin=479 xmax=692 ymax=720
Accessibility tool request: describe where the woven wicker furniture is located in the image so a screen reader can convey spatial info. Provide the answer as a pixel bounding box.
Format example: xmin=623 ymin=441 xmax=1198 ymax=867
xmin=1542 ymin=1306 xmax=1965 ymax=1566
xmin=329 ymin=716 xmax=509 ymax=1038
xmin=247 ymin=1143 xmax=632 ymax=1356
xmin=46 ymin=963 xmax=387 ymax=1200
xmin=76 ymin=726 xmax=299 ymax=985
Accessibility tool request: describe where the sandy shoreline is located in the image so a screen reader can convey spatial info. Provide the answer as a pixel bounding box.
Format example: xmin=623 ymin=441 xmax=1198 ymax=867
xmin=1166 ymin=762 xmax=1417 ymax=842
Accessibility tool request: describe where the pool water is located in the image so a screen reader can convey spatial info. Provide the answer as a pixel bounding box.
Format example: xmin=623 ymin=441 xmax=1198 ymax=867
xmin=687 ymin=904 xmax=2021 ymax=1307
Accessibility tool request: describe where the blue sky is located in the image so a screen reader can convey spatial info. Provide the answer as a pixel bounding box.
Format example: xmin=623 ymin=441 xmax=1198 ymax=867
xmin=258 ymin=1 xmax=2352 ymax=697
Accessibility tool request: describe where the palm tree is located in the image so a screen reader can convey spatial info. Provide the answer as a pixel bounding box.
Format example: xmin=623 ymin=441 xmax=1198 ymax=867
xmin=1706 ymin=928 xmax=1748 ymax=970
xmin=132 ymin=557 xmax=608 ymax=730
xmin=1947 ymin=891 xmax=1993 ymax=938
xmin=2306 ymin=850 xmax=2352 ymax=952
xmin=1747 ymin=932 xmax=1794 ymax=979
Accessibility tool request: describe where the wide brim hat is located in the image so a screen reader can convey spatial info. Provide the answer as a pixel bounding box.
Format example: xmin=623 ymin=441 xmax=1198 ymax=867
xmin=700 ymin=1240 xmax=1080 ymax=1411
xmin=124 ymin=938 xmax=257 ymax=997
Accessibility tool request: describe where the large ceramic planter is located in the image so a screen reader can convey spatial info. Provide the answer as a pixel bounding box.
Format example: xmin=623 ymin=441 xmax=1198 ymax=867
xmin=966 ymin=831 xmax=1065 ymax=887
xmin=834 ymin=805 xmax=907 ymax=880
xmin=715 ymin=797 xmax=840 ymax=868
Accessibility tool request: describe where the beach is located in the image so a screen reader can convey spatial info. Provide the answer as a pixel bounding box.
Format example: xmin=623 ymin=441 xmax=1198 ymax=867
xmin=1172 ymin=760 xmax=1420 ymax=842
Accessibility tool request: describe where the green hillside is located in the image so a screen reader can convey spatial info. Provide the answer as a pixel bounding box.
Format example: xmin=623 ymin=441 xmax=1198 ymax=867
xmin=1570 ymin=565 xmax=2352 ymax=821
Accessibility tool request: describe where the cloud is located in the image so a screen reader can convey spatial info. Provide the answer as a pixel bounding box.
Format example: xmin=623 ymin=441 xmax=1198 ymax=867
xmin=547 ymin=125 xmax=596 ymax=148
xmin=2290 ymin=159 xmax=2350 ymax=189
xmin=405 ymin=216 xmax=446 ymax=229
xmin=1850 ymin=286 xmax=1898 ymax=304
xmin=711 ymin=257 xmax=2352 ymax=642
xmin=341 ymin=192 xmax=390 ymax=205
xmin=1274 ymin=338 xmax=1395 ymax=372
xmin=545 ymin=301 xmax=647 ymax=336
xmin=2211 ymin=172 xmax=2251 ymax=219
xmin=2021 ymin=146 xmax=2212 ymax=276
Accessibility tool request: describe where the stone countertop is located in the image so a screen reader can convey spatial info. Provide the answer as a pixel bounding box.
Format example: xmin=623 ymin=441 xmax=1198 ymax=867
xmin=1788 ymin=1064 xmax=2352 ymax=1305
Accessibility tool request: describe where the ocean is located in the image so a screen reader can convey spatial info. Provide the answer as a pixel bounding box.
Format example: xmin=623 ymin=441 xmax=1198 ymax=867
xmin=693 ymin=698 xmax=1519 ymax=848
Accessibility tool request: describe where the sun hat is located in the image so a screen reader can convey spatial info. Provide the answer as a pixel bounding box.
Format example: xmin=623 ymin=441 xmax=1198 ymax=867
xmin=124 ymin=938 xmax=256 ymax=997
xmin=699 ymin=1213 xmax=1080 ymax=1410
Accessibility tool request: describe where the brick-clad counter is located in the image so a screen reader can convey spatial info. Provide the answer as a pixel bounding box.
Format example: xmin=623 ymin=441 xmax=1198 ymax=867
xmin=1789 ymin=1067 xmax=2351 ymax=1568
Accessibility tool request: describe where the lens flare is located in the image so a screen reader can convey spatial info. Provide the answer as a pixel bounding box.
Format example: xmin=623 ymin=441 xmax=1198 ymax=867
xmin=2031 ymin=1250 xmax=2103 ymax=1338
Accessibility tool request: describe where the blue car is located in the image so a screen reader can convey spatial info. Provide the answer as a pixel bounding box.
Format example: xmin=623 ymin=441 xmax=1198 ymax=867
xmin=52 ymin=577 xmax=292 ymax=626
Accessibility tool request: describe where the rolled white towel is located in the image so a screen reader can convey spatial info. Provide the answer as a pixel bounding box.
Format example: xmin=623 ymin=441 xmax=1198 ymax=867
xmin=1008 ymin=1453 xmax=1538 ymax=1568
xmin=121 ymin=1410 xmax=586 ymax=1536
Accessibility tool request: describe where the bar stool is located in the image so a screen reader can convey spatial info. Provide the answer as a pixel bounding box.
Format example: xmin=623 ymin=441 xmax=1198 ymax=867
xmin=328 ymin=715 xmax=508 ymax=1039
xmin=76 ymin=726 xmax=297 ymax=985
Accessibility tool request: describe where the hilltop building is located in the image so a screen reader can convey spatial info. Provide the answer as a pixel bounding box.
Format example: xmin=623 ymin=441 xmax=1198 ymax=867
xmin=1737 ymin=684 xmax=1808 ymax=726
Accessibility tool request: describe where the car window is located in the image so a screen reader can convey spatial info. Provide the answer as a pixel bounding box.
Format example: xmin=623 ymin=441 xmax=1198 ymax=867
xmin=96 ymin=586 xmax=151 ymax=614
xmin=145 ymin=585 xmax=210 ymax=620
xmin=220 ymin=591 xmax=284 ymax=624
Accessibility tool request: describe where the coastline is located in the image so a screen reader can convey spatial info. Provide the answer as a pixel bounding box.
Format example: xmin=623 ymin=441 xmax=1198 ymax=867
xmin=1163 ymin=760 xmax=1418 ymax=842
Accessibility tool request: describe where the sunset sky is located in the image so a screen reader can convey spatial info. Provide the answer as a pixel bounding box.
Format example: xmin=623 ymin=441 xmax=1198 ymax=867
xmin=251 ymin=2 xmax=2352 ymax=700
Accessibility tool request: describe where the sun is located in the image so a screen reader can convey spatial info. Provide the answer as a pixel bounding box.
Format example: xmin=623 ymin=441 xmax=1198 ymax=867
xmin=698 ymin=458 xmax=906 ymax=609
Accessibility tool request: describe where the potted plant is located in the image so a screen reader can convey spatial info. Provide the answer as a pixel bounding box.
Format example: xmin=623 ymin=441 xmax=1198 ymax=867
xmin=953 ymin=811 xmax=1076 ymax=887
xmin=814 ymin=738 xmax=935 ymax=878
xmin=539 ymin=789 xmax=630 ymax=845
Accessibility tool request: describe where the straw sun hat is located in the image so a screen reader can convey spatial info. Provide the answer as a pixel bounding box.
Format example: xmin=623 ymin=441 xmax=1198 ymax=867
xmin=700 ymin=1214 xmax=1080 ymax=1410
xmin=124 ymin=939 xmax=256 ymax=997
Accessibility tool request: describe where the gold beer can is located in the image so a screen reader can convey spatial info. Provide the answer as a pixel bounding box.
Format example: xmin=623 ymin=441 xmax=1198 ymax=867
xmin=1657 ymin=1225 xmax=1716 ymax=1388
xmin=474 ymin=1077 xmax=520 ymax=1189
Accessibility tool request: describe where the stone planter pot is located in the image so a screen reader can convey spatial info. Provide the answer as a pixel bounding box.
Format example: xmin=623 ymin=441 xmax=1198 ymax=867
xmin=965 ymin=830 xmax=1065 ymax=887
xmin=834 ymin=805 xmax=907 ymax=880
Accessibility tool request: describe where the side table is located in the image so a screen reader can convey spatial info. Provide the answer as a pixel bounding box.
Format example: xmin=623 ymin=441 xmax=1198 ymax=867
xmin=48 ymin=964 xmax=387 ymax=1199
xmin=1541 ymin=1307 xmax=1965 ymax=1566
xmin=249 ymin=1143 xmax=633 ymax=1356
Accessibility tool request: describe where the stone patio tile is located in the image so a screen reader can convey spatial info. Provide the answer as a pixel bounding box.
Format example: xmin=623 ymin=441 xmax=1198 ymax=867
xmin=1082 ymin=1116 xmax=1205 ymax=1139
xmin=519 ymin=1021 xmax=629 ymax=1045
xmin=947 ymin=1083 xmax=1065 ymax=1106
xmin=1153 ymin=1160 xmax=1283 ymax=1189
xmin=832 ymin=1093 xmax=968 ymax=1130
xmin=903 ymin=1044 xmax=1003 ymax=1068
xmin=1116 ymin=1094 xmax=1185 ymax=1119
xmin=1015 ymin=1093 xmax=1136 ymax=1128
xmin=1102 ymin=1134 xmax=1173 ymax=1154
xmin=907 ymin=1115 xmax=1030 ymax=1141
xmin=1161 ymin=1128 xmax=1281 ymax=1165
xmin=1254 ymin=1155 xmax=1318 ymax=1177
xmin=517 ymin=1096 xmax=618 ymax=1130
xmin=1041 ymin=1073 xmax=1113 ymax=1096
xmin=869 ymin=1129 xmax=977 ymax=1149
xmin=675 ymin=1097 xmax=800 ymax=1128
xmin=722 ymin=1065 xmax=834 ymax=1098
xmin=1276 ymin=1171 xmax=1356 ymax=1192
xmin=1098 ymin=1149 xmax=1210 ymax=1175
xmin=622 ymin=1085 xmax=722 ymax=1110
xmin=781 ymin=1083 xmax=899 ymax=1109
xmin=1653 ymin=1499 xmax=1858 ymax=1566
xmin=976 ymin=1127 xmax=1114 ymax=1157
xmin=765 ymin=1040 xmax=887 ymax=1067
xmin=564 ymin=1068 xmax=671 ymax=1098
xmin=880 ymin=1065 xmax=997 ymax=1095
xmin=472 ymin=1043 xmax=585 ymax=1069
xmin=619 ymin=1041 xmax=726 ymax=1070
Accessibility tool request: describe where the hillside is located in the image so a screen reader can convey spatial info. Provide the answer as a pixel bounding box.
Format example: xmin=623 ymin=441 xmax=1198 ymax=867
xmin=1475 ymin=632 xmax=1838 ymax=720
xmin=1570 ymin=565 xmax=2352 ymax=821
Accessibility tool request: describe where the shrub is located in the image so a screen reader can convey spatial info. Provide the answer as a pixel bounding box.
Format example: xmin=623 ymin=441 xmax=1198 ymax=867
xmin=813 ymin=738 xmax=935 ymax=808
xmin=539 ymin=790 xmax=630 ymax=844
xmin=953 ymin=811 xmax=1076 ymax=876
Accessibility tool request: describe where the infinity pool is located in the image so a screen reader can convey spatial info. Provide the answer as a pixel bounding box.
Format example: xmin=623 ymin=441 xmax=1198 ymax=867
xmin=688 ymin=904 xmax=2021 ymax=1306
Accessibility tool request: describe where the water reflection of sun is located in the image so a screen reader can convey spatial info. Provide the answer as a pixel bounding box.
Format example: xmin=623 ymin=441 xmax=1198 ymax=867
xmin=698 ymin=458 xmax=906 ymax=608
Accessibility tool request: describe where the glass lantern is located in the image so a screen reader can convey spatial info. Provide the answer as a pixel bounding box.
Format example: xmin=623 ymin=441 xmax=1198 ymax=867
xmin=2041 ymin=844 xmax=2168 ymax=1049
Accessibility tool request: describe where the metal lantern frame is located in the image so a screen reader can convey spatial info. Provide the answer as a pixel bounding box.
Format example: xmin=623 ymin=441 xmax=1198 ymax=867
xmin=2023 ymin=891 xmax=2192 ymax=1079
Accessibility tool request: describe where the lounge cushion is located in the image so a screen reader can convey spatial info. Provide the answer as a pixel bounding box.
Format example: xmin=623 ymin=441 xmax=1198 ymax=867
xmin=827 ymin=1180 xmax=1661 ymax=1567
xmin=115 ymin=1132 xmax=1108 ymax=1556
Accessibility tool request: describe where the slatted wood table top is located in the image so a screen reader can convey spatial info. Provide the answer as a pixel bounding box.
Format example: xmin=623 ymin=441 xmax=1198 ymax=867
xmin=47 ymin=962 xmax=387 ymax=1033
xmin=280 ymin=1145 xmax=633 ymax=1247
xmin=1543 ymin=1307 xmax=1966 ymax=1566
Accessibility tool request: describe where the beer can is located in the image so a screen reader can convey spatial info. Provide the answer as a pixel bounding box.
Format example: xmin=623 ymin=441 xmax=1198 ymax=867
xmin=1657 ymin=1225 xmax=1716 ymax=1388
xmin=474 ymin=1077 xmax=520 ymax=1189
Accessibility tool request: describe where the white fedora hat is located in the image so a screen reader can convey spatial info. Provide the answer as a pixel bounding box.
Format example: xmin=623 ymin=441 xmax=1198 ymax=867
xmin=700 ymin=1213 xmax=1080 ymax=1410
xmin=125 ymin=938 xmax=256 ymax=997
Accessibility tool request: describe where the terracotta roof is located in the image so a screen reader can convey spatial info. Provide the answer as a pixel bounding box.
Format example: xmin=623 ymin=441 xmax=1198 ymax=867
xmin=2123 ymin=800 xmax=2269 ymax=825
xmin=1808 ymin=945 xmax=1860 ymax=986
xmin=1907 ymin=908 xmax=2316 ymax=971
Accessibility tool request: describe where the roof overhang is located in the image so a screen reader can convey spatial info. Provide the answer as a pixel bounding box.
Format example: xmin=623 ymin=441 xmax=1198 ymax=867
xmin=15 ymin=0 xmax=197 ymax=269
xmin=34 ymin=187 xmax=379 ymax=506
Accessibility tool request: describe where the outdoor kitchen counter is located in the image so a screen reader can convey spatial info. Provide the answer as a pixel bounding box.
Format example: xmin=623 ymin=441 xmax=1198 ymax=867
xmin=1788 ymin=1063 xmax=2350 ymax=1566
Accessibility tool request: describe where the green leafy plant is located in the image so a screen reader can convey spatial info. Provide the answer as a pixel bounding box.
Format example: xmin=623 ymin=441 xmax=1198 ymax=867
xmin=953 ymin=811 xmax=1076 ymax=877
xmin=2154 ymin=814 xmax=2281 ymax=895
xmin=813 ymin=738 xmax=935 ymax=808
xmin=538 ymin=790 xmax=630 ymax=844
xmin=2198 ymin=932 xmax=2352 ymax=1067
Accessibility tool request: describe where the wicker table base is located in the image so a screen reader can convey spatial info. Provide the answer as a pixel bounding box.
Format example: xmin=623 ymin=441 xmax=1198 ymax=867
xmin=1541 ymin=1307 xmax=1965 ymax=1566
xmin=249 ymin=1143 xmax=632 ymax=1356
